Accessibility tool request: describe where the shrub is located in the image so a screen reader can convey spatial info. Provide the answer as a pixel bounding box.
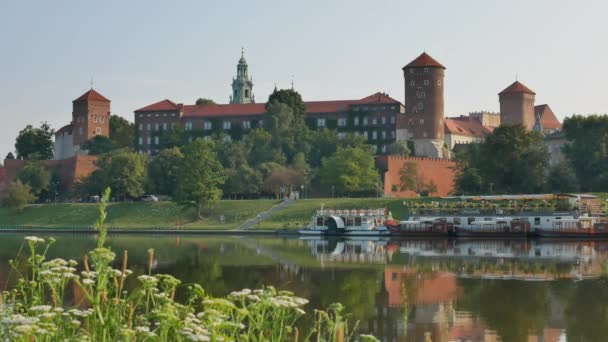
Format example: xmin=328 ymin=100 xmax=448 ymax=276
xmin=2 ymin=181 xmax=36 ymax=211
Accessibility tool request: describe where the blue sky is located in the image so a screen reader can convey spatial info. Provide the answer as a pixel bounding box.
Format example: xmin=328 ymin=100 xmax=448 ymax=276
xmin=1 ymin=0 xmax=606 ymax=159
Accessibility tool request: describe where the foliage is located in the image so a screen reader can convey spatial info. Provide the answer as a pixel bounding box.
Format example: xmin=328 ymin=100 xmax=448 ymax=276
xmin=546 ymin=161 xmax=580 ymax=193
xmin=399 ymin=162 xmax=418 ymax=192
xmin=15 ymin=122 xmax=55 ymax=160
xmin=175 ymin=138 xmax=225 ymax=219
xmin=562 ymin=114 xmax=608 ymax=192
xmin=81 ymin=135 xmax=113 ymax=155
xmin=387 ymin=141 xmax=411 ymax=156
xmin=195 ymin=98 xmax=216 ymax=106
xmin=17 ymin=160 xmax=51 ymax=196
xmin=266 ymin=88 xmax=306 ymax=129
xmin=109 ymin=116 xmax=136 ymax=150
xmin=455 ymin=125 xmax=548 ymax=194
xmin=0 ymin=195 xmax=371 ymax=341
xmin=147 ymin=147 xmax=184 ymax=197
xmin=319 ymin=147 xmax=380 ymax=196
xmin=1 ymin=181 xmax=36 ymax=211
xmin=261 ymin=163 xmax=306 ymax=199
xmin=5 ymin=152 xmax=15 ymax=160
xmin=82 ymin=149 xmax=148 ymax=199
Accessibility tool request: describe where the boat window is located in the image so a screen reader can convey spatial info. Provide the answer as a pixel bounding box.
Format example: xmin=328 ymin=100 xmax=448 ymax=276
xmin=535 ymin=248 xmax=541 ymax=256
xmin=468 ymin=217 xmax=475 ymax=224
xmin=317 ymin=217 xmax=324 ymax=226
xmin=453 ymin=217 xmax=461 ymax=225
xmin=534 ymin=217 xmax=540 ymax=225
xmin=484 ymin=217 xmax=492 ymax=221
xmin=556 ymin=217 xmax=561 ymax=220
xmin=341 ymin=217 xmax=347 ymax=226
xmin=355 ymin=217 xmax=362 ymax=226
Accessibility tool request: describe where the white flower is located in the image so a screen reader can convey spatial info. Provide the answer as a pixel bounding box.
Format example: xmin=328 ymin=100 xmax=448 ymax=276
xmin=138 ymin=275 xmax=159 ymax=286
xmin=29 ymin=305 xmax=52 ymax=313
xmin=70 ymin=320 xmax=81 ymax=327
xmin=247 ymin=294 xmax=260 ymax=302
xmin=25 ymin=236 xmax=45 ymax=244
xmin=82 ymin=279 xmax=95 ymax=286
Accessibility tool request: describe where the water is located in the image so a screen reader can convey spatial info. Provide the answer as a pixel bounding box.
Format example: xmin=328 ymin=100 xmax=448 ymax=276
xmin=1 ymin=234 xmax=607 ymax=341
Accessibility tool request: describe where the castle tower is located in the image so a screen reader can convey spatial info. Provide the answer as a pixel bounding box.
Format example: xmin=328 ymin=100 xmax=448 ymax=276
xmin=400 ymin=52 xmax=446 ymax=158
xmin=499 ymin=81 xmax=535 ymax=130
xmin=230 ymin=49 xmax=255 ymax=104
xmin=72 ymin=88 xmax=111 ymax=146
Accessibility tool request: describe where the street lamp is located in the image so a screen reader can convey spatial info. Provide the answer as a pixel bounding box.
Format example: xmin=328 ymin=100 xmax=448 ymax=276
xmin=301 ymin=185 xmax=304 ymax=200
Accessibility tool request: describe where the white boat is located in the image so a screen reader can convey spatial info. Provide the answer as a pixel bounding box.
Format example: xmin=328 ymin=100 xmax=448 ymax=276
xmin=298 ymin=207 xmax=392 ymax=236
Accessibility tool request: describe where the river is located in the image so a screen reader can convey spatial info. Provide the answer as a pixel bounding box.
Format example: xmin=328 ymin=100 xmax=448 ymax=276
xmin=1 ymin=234 xmax=607 ymax=341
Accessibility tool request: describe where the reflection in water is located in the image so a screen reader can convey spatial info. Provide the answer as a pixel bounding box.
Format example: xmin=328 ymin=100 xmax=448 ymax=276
xmin=1 ymin=234 xmax=607 ymax=341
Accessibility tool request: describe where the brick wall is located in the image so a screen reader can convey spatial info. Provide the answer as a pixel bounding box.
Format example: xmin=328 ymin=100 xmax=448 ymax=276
xmin=376 ymin=155 xmax=456 ymax=197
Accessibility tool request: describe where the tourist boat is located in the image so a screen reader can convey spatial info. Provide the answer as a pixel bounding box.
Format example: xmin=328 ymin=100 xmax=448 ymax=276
xmin=535 ymin=217 xmax=608 ymax=238
xmin=298 ymin=208 xmax=392 ymax=236
xmin=388 ymin=218 xmax=453 ymax=236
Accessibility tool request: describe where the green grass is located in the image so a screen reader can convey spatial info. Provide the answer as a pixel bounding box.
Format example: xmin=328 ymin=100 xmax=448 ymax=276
xmin=254 ymin=197 xmax=436 ymax=229
xmin=0 ymin=200 xmax=279 ymax=229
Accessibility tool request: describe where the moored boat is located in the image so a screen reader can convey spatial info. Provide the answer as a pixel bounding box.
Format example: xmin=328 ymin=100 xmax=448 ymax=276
xmin=388 ymin=218 xmax=453 ymax=236
xmin=298 ymin=208 xmax=391 ymax=236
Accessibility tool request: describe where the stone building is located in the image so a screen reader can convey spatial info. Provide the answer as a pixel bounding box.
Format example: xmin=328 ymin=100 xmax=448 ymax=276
xmin=444 ymin=116 xmax=493 ymax=149
xmin=499 ymin=81 xmax=536 ymax=130
xmin=397 ymin=52 xmax=447 ymax=158
xmin=468 ymin=111 xmax=500 ymax=128
xmin=54 ymin=89 xmax=111 ymax=160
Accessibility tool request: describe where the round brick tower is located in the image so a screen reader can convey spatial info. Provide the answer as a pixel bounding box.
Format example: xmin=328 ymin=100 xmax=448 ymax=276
xmin=401 ymin=52 xmax=445 ymax=158
xmin=499 ymin=81 xmax=536 ymax=131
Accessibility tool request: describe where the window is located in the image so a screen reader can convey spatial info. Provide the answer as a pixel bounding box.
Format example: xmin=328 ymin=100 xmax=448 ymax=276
xmin=138 ymin=137 xmax=143 ymax=145
xmin=534 ymin=217 xmax=541 ymax=225
xmin=381 ymin=145 xmax=387 ymax=153
xmin=79 ymin=127 xmax=83 ymax=135
xmin=138 ymin=123 xmax=143 ymax=131
xmin=390 ymin=131 xmax=395 ymax=139
xmin=410 ymin=81 xmax=415 ymax=87
xmin=438 ymin=80 xmax=442 ymax=86
xmin=258 ymin=119 xmax=264 ymax=127
xmin=338 ymin=132 xmax=346 ymax=140
xmin=454 ymin=217 xmax=461 ymax=225
xmin=242 ymin=120 xmax=251 ymax=129
xmin=372 ymin=118 xmax=377 ymax=125
xmin=223 ymin=135 xmax=231 ymax=142
xmin=147 ymin=123 xmax=151 ymax=131
xmin=203 ymin=121 xmax=212 ymax=130
xmin=337 ymin=118 xmax=347 ymax=127
xmin=390 ymin=116 xmax=395 ymax=124
xmin=391 ymin=185 xmax=398 ymax=192
xmin=93 ymin=116 xmax=98 ymax=123
xmin=372 ymin=131 xmax=377 ymax=140
xmin=147 ymin=137 xmax=151 ymax=145
xmin=468 ymin=218 xmax=475 ymax=224
xmin=154 ymin=136 xmax=159 ymax=145
xmin=223 ymin=121 xmax=231 ymax=130
xmin=424 ymin=67 xmax=429 ymax=73
xmin=245 ymin=89 xmax=249 ymax=98
xmin=363 ymin=131 xmax=368 ymax=138
xmin=420 ymin=118 xmax=425 ymax=125
xmin=409 ymin=69 xmax=414 ymax=74
xmin=155 ymin=123 xmax=159 ymax=131
xmin=204 ymin=136 xmax=212 ymax=141
xmin=424 ymin=80 xmax=429 ymax=86
xmin=372 ymin=145 xmax=377 ymax=153
xmin=381 ymin=131 xmax=386 ymax=139
xmin=354 ymin=117 xmax=359 ymax=126
xmin=381 ymin=117 xmax=386 ymax=124
xmin=100 ymin=116 xmax=105 ymax=123
xmin=418 ymin=102 xmax=424 ymax=110
xmin=185 ymin=122 xmax=193 ymax=131
xmin=363 ymin=117 xmax=368 ymax=126
xmin=162 ymin=123 xmax=167 ymax=130
xmin=317 ymin=118 xmax=326 ymax=127
xmin=95 ymin=127 xmax=101 ymax=135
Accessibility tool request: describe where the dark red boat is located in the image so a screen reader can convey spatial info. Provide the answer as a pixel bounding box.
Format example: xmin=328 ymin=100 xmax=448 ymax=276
xmin=388 ymin=218 xmax=453 ymax=236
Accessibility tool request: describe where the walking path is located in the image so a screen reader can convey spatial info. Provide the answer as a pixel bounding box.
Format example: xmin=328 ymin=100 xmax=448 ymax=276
xmin=236 ymin=199 xmax=293 ymax=230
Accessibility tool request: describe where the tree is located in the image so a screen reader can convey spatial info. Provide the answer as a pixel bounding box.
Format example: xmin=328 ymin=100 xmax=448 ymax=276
xmin=83 ymin=149 xmax=147 ymax=199
xmin=109 ymin=116 xmax=136 ymax=150
xmin=319 ymin=147 xmax=380 ymax=196
xmin=81 ymin=135 xmax=113 ymax=155
xmin=399 ymin=162 xmax=418 ymax=192
xmin=15 ymin=122 xmax=55 ymax=160
xmin=546 ymin=162 xmax=579 ymax=193
xmin=260 ymin=163 xmax=305 ymax=199
xmin=195 ymin=98 xmax=216 ymax=106
xmin=175 ymin=139 xmax=225 ymax=219
xmin=426 ymin=180 xmax=438 ymax=196
xmin=562 ymin=114 xmax=608 ymax=191
xmin=455 ymin=125 xmax=548 ymax=194
xmin=17 ymin=160 xmax=51 ymax=198
xmin=266 ymin=88 xmax=306 ymax=128
xmin=2 ymin=181 xmax=36 ymax=211
xmin=388 ymin=141 xmax=411 ymax=156
xmin=224 ymin=164 xmax=262 ymax=199
xmin=5 ymin=152 xmax=15 ymax=160
xmin=147 ymin=147 xmax=184 ymax=197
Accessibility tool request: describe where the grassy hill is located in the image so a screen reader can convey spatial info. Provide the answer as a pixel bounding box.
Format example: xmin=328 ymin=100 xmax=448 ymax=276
xmin=0 ymin=200 xmax=278 ymax=229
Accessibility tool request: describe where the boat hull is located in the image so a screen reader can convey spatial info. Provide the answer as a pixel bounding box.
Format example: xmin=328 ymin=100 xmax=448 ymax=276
xmin=535 ymin=228 xmax=608 ymax=238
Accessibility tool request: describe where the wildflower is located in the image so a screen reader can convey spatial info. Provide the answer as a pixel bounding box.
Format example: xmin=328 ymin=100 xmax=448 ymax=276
xmin=70 ymin=320 xmax=81 ymax=327
xmin=68 ymin=309 xmax=94 ymax=318
xmin=137 ymin=275 xmax=159 ymax=286
xmin=247 ymin=294 xmax=260 ymax=302
xmin=29 ymin=305 xmax=52 ymax=313
xmin=81 ymin=271 xmax=98 ymax=278
xmin=82 ymin=279 xmax=95 ymax=286
xmin=24 ymin=236 xmax=45 ymax=244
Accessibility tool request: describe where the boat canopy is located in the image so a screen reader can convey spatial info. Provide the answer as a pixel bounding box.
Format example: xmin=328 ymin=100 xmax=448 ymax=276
xmin=328 ymin=215 xmax=346 ymax=229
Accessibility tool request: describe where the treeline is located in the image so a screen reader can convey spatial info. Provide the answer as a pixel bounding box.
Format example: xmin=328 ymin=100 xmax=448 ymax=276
xmin=455 ymin=115 xmax=608 ymax=194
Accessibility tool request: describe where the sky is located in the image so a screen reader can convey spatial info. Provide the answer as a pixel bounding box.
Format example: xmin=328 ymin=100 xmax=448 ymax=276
xmin=1 ymin=0 xmax=607 ymax=159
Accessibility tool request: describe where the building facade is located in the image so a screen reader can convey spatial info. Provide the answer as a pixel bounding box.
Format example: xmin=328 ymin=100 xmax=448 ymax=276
xmin=499 ymin=81 xmax=536 ymax=130
xmin=230 ymin=50 xmax=254 ymax=104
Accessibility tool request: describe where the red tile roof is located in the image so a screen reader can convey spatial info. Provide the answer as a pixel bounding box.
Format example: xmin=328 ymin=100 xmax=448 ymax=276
xmin=357 ymin=92 xmax=401 ymax=104
xmin=535 ymin=104 xmax=562 ymax=130
xmin=73 ymin=89 xmax=110 ymax=103
xmin=135 ymin=99 xmax=181 ymax=112
xmin=444 ymin=116 xmax=492 ymax=138
xmin=403 ymin=52 xmax=445 ymax=69
xmin=499 ymin=81 xmax=536 ymax=95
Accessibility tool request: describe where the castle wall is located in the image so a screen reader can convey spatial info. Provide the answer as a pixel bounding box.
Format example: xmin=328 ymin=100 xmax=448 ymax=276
xmin=375 ymin=155 xmax=456 ymax=198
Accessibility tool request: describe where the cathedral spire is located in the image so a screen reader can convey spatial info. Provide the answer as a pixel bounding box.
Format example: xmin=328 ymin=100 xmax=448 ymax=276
xmin=230 ymin=49 xmax=254 ymax=104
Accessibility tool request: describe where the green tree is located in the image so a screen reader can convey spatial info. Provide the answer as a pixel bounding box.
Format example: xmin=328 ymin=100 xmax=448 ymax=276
xmin=5 ymin=152 xmax=15 ymax=160
xmin=175 ymin=138 xmax=225 ymax=219
xmin=388 ymin=141 xmax=411 ymax=156
xmin=546 ymin=161 xmax=579 ymax=193
xmin=147 ymin=147 xmax=184 ymax=197
xmin=260 ymin=163 xmax=305 ymax=199
xmin=109 ymin=116 xmax=136 ymax=149
xmin=399 ymin=162 xmax=418 ymax=192
xmin=15 ymin=122 xmax=55 ymax=160
xmin=84 ymin=149 xmax=147 ymax=199
xmin=224 ymin=164 xmax=263 ymax=199
xmin=17 ymin=160 xmax=51 ymax=197
xmin=2 ymin=181 xmax=36 ymax=211
xmin=81 ymin=135 xmax=114 ymax=155
xmin=319 ymin=146 xmax=380 ymax=196
xmin=266 ymin=88 xmax=306 ymax=128
xmin=195 ymin=98 xmax=216 ymax=106
xmin=455 ymin=125 xmax=548 ymax=194
xmin=562 ymin=114 xmax=608 ymax=191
